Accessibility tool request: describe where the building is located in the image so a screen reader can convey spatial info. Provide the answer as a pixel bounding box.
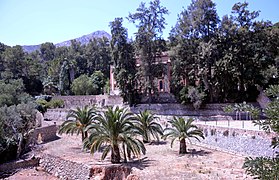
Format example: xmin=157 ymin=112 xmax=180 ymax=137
xmin=110 ymin=52 xmax=172 ymax=95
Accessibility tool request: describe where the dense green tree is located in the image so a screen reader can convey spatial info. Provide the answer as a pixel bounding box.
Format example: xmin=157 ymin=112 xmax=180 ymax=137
xmin=91 ymin=71 xmax=105 ymax=95
xmin=128 ymin=0 xmax=168 ymax=102
xmin=58 ymin=106 xmax=97 ymax=141
xmin=163 ymin=117 xmax=204 ymax=154
xmin=40 ymin=42 xmax=56 ymax=61
xmin=2 ymin=45 xmax=25 ymax=80
xmin=71 ymin=74 xmax=95 ymax=95
xmin=84 ymin=106 xmax=146 ymax=163
xmin=85 ymin=37 xmax=111 ymax=78
xmin=110 ymin=18 xmax=137 ymax=105
xmin=0 ymin=79 xmax=31 ymax=107
xmin=0 ymin=102 xmax=37 ymax=163
xmin=133 ymin=110 xmax=163 ymax=143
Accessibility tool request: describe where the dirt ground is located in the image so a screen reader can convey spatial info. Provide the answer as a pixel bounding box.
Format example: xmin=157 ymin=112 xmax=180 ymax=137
xmin=6 ymin=135 xmax=254 ymax=180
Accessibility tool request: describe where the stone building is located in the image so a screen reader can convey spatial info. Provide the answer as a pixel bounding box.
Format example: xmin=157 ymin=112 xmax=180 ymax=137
xmin=110 ymin=52 xmax=172 ymax=95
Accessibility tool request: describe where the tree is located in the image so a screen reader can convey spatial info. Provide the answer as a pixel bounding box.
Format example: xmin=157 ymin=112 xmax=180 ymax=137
xmin=84 ymin=106 xmax=146 ymax=163
xmin=163 ymin=117 xmax=204 ymax=154
xmin=2 ymin=45 xmax=25 ymax=80
xmin=85 ymin=37 xmax=111 ymax=78
xmin=133 ymin=110 xmax=163 ymax=143
xmin=58 ymin=106 xmax=97 ymax=141
xmin=128 ymin=0 xmax=168 ymax=103
xmin=243 ymin=85 xmax=279 ymax=179
xmin=0 ymin=79 xmax=31 ymax=107
xmin=71 ymin=75 xmax=95 ymax=95
xmin=0 ymin=102 xmax=37 ymax=163
xmin=169 ymin=0 xmax=219 ymax=102
xmin=110 ymin=18 xmax=137 ymax=105
xmin=40 ymin=42 xmax=56 ymax=61
xmin=91 ymin=71 xmax=105 ymax=95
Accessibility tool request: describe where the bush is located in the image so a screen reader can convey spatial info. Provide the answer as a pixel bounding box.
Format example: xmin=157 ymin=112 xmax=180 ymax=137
xmin=0 ymin=102 xmax=37 ymax=163
xmin=36 ymin=98 xmax=64 ymax=114
xmin=48 ymin=99 xmax=64 ymax=108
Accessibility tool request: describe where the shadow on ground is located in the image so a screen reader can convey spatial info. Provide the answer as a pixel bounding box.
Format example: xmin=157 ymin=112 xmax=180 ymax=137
xmin=126 ymin=157 xmax=154 ymax=170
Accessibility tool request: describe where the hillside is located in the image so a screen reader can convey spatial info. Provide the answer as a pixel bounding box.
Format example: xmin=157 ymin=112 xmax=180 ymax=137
xmin=22 ymin=30 xmax=111 ymax=53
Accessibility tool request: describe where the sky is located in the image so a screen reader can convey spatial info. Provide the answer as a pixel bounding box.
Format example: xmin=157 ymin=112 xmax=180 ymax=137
xmin=0 ymin=0 xmax=278 ymax=46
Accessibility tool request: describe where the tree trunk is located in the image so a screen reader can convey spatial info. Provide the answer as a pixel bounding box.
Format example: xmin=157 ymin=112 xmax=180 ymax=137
xmin=122 ymin=143 xmax=127 ymax=163
xmin=81 ymin=132 xmax=85 ymax=141
xmin=111 ymin=144 xmax=121 ymax=163
xmin=179 ymin=138 xmax=187 ymax=154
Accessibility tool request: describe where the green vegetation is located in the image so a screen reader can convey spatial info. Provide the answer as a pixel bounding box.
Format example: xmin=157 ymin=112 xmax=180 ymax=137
xmin=0 ymin=102 xmax=37 ymax=163
xmin=84 ymin=106 xmax=146 ymax=163
xmin=163 ymin=117 xmax=204 ymax=154
xmin=243 ymin=85 xmax=279 ymax=179
xmin=71 ymin=71 xmax=105 ymax=95
xmin=58 ymin=106 xmax=97 ymax=141
xmin=134 ymin=110 xmax=163 ymax=143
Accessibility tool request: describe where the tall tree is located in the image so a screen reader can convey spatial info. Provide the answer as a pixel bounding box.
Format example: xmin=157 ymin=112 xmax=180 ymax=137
xmin=128 ymin=0 xmax=168 ymax=102
xmin=40 ymin=42 xmax=56 ymax=61
xmin=110 ymin=17 xmax=137 ymax=105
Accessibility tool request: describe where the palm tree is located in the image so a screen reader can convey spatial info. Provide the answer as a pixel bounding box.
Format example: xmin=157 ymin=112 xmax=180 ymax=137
xmin=134 ymin=110 xmax=163 ymax=143
xmin=162 ymin=117 xmax=204 ymax=154
xmin=58 ymin=105 xmax=97 ymax=141
xmin=84 ymin=106 xmax=146 ymax=164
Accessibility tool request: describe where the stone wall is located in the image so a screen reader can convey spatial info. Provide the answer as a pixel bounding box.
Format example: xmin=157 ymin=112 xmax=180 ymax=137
xmin=40 ymin=154 xmax=90 ymax=180
xmin=194 ymin=124 xmax=279 ymax=157
xmin=32 ymin=125 xmax=58 ymax=144
xmin=40 ymin=153 xmax=132 ymax=180
xmin=53 ymin=95 xmax=123 ymax=109
xmin=0 ymin=158 xmax=40 ymax=176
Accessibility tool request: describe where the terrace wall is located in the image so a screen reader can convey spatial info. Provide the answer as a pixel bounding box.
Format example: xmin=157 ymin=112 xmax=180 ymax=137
xmin=194 ymin=124 xmax=278 ymax=157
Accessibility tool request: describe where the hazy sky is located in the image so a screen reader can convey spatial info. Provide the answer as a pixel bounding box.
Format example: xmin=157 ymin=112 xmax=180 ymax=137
xmin=1 ymin=0 xmax=278 ymax=46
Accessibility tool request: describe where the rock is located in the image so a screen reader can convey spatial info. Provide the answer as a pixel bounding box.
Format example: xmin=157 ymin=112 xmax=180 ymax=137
xmin=35 ymin=110 xmax=44 ymax=127
xmin=126 ymin=174 xmax=140 ymax=180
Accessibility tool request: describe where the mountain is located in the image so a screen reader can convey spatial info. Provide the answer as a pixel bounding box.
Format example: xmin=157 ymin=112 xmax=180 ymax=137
xmin=22 ymin=30 xmax=111 ymax=53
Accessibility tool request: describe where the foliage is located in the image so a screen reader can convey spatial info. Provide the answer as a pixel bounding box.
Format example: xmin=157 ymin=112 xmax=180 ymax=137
xmin=91 ymin=71 xmax=105 ymax=95
xmin=0 ymin=102 xmax=37 ymax=163
xmin=243 ymin=156 xmax=279 ymax=180
xmin=58 ymin=106 xmax=97 ymax=141
xmin=223 ymin=102 xmax=260 ymax=119
xmin=47 ymin=99 xmax=64 ymax=108
xmin=163 ymin=117 xmax=204 ymax=154
xmin=84 ymin=106 xmax=146 ymax=163
xmin=128 ymin=0 xmax=168 ymax=103
xmin=169 ymin=1 xmax=278 ymax=103
xmin=186 ymin=86 xmax=206 ymax=110
xmin=110 ymin=18 xmax=137 ymax=105
xmin=243 ymin=85 xmax=279 ymax=179
xmin=133 ymin=110 xmax=163 ymax=143
xmin=0 ymin=79 xmax=31 ymax=107
xmin=36 ymin=98 xmax=64 ymax=114
xmin=71 ymin=74 xmax=95 ymax=95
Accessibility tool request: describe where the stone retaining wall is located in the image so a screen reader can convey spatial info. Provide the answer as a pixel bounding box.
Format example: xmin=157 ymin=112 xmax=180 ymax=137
xmin=40 ymin=154 xmax=90 ymax=180
xmin=194 ymin=124 xmax=279 ymax=157
xmin=0 ymin=158 xmax=40 ymax=174
xmin=32 ymin=125 xmax=58 ymax=144
xmin=39 ymin=153 xmax=132 ymax=180
xmin=53 ymin=95 xmax=123 ymax=109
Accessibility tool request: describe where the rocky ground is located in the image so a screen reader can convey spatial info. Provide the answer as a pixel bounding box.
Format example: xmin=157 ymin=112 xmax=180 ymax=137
xmin=5 ymin=135 xmax=254 ymax=179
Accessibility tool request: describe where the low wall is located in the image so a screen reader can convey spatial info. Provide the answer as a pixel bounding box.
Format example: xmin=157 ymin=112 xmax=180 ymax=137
xmin=195 ymin=124 xmax=278 ymax=157
xmin=53 ymin=95 xmax=123 ymax=109
xmin=40 ymin=154 xmax=90 ymax=180
xmin=32 ymin=125 xmax=58 ymax=144
xmin=131 ymin=103 xmax=259 ymax=117
xmin=40 ymin=153 xmax=131 ymax=180
xmin=0 ymin=158 xmax=40 ymax=175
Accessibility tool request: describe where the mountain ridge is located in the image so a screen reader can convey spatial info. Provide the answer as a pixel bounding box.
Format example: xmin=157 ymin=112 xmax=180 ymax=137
xmin=22 ymin=30 xmax=111 ymax=53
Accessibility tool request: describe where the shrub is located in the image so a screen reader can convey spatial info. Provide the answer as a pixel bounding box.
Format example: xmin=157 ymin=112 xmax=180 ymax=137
xmin=48 ymin=99 xmax=64 ymax=108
